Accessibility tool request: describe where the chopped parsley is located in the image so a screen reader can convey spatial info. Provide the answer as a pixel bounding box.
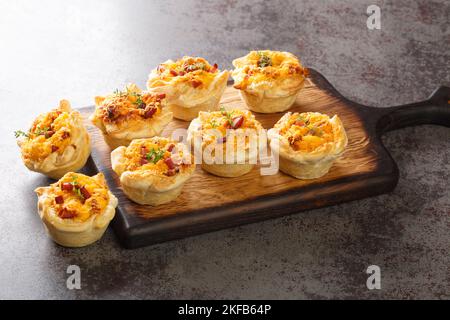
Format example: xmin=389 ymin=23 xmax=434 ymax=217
xmin=70 ymin=175 xmax=83 ymax=198
xmin=131 ymin=93 xmax=144 ymax=107
xmin=34 ymin=125 xmax=50 ymax=136
xmin=185 ymin=62 xmax=206 ymax=72
xmin=296 ymin=115 xmax=310 ymax=126
xmin=257 ymin=51 xmax=272 ymax=68
xmin=14 ymin=130 xmax=29 ymax=138
xmin=15 ymin=126 xmax=54 ymax=139
xmin=220 ymin=106 xmax=235 ymax=126
xmin=209 ymin=119 xmax=219 ymax=128
xmin=146 ymin=148 xmax=165 ymax=164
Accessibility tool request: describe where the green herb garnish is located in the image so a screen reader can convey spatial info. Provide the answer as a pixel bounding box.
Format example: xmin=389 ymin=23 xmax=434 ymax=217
xmin=257 ymin=51 xmax=272 ymax=68
xmin=113 ymin=88 xmax=125 ymax=96
xmin=14 ymin=130 xmax=29 ymax=138
xmin=146 ymin=148 xmax=165 ymax=164
xmin=185 ymin=62 xmax=206 ymax=72
xmin=209 ymin=119 xmax=219 ymax=128
xmin=34 ymin=125 xmax=50 ymax=136
xmin=296 ymin=115 xmax=310 ymax=126
xmin=133 ymin=94 xmax=143 ymax=106
xmin=220 ymin=106 xmax=235 ymax=126
xmin=66 ymin=175 xmax=82 ymax=197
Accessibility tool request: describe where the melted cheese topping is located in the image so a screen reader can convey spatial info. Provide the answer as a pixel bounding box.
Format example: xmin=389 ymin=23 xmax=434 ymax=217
xmin=275 ymin=112 xmax=336 ymax=152
xmin=232 ymin=50 xmax=308 ymax=90
xmin=122 ymin=138 xmax=191 ymax=176
xmin=93 ymin=84 xmax=166 ymax=126
xmin=196 ymin=109 xmax=262 ymax=146
xmin=49 ymin=173 xmax=110 ymax=221
xmin=147 ymin=56 xmax=220 ymax=89
xmin=20 ymin=108 xmax=74 ymax=162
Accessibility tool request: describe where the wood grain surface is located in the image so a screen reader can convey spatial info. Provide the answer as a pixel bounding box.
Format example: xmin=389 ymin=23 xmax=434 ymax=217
xmin=78 ymin=69 xmax=450 ymax=248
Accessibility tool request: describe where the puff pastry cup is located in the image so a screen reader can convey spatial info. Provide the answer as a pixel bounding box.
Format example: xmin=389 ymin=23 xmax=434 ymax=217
xmin=146 ymin=56 xmax=229 ymax=121
xmin=15 ymin=100 xmax=91 ymax=179
xmin=232 ymin=50 xmax=308 ymax=113
xmin=187 ymin=108 xmax=264 ymax=177
xmin=268 ymin=112 xmax=348 ymax=179
xmin=35 ymin=172 xmax=118 ymax=247
xmin=111 ymin=137 xmax=195 ymax=206
xmin=90 ymin=84 xmax=172 ymax=149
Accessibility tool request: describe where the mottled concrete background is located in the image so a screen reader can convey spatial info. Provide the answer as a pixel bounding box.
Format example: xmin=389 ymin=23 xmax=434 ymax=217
xmin=0 ymin=0 xmax=449 ymax=299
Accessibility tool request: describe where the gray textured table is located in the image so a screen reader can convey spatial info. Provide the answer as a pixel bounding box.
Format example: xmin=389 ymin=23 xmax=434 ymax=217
xmin=0 ymin=0 xmax=449 ymax=299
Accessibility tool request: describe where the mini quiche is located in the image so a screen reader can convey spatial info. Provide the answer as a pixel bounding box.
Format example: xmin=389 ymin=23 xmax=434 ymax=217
xmin=232 ymin=50 xmax=308 ymax=113
xmin=111 ymin=137 xmax=195 ymax=206
xmin=146 ymin=56 xmax=229 ymax=121
xmin=187 ymin=108 xmax=264 ymax=177
xmin=16 ymin=100 xmax=91 ymax=179
xmin=35 ymin=172 xmax=118 ymax=247
xmin=268 ymin=112 xmax=347 ymax=179
xmin=90 ymin=83 xmax=172 ymax=149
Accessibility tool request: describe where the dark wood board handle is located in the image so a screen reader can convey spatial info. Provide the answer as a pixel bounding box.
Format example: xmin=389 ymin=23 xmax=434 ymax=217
xmin=307 ymin=69 xmax=450 ymax=134
xmin=375 ymin=86 xmax=450 ymax=134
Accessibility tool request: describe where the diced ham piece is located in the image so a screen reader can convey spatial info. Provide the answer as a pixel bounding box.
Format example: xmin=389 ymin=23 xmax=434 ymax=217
xmin=61 ymin=182 xmax=73 ymax=192
xmin=59 ymin=209 xmax=76 ymax=219
xmin=165 ymin=169 xmax=176 ymax=176
xmin=80 ymin=186 xmax=91 ymax=199
xmin=231 ymin=116 xmax=244 ymax=129
xmin=143 ymin=108 xmax=157 ymax=119
xmin=156 ymin=93 xmax=166 ymax=100
xmin=191 ymin=80 xmax=202 ymax=88
xmin=164 ymin=157 xmax=175 ymax=169
xmin=210 ymin=63 xmax=218 ymax=73
xmin=55 ymin=195 xmax=64 ymax=204
xmin=107 ymin=107 xmax=115 ymax=119
xmin=167 ymin=144 xmax=175 ymax=152
xmin=61 ymin=131 xmax=70 ymax=139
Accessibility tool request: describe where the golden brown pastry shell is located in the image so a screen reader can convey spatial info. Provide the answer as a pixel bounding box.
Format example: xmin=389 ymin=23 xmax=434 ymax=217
xmin=18 ymin=102 xmax=91 ymax=179
xmin=239 ymin=80 xmax=305 ymax=113
xmin=34 ymin=175 xmax=118 ymax=247
xmin=147 ymin=70 xmax=229 ymax=121
xmin=111 ymin=142 xmax=195 ymax=206
xmin=268 ymin=113 xmax=348 ymax=179
xmin=90 ymin=107 xmax=173 ymax=149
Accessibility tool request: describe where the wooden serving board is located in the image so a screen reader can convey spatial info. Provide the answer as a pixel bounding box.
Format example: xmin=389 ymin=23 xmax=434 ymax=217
xmin=79 ymin=69 xmax=450 ymax=248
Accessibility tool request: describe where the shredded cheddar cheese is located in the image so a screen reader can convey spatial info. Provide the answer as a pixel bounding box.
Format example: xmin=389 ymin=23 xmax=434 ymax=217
xmin=147 ymin=56 xmax=220 ymax=89
xmin=94 ymin=84 xmax=166 ymax=125
xmin=232 ymin=50 xmax=308 ymax=90
xmin=50 ymin=173 xmax=110 ymax=221
xmin=275 ymin=112 xmax=336 ymax=152
xmin=20 ymin=108 xmax=73 ymax=162
xmin=122 ymin=138 xmax=190 ymax=176
xmin=196 ymin=109 xmax=262 ymax=147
